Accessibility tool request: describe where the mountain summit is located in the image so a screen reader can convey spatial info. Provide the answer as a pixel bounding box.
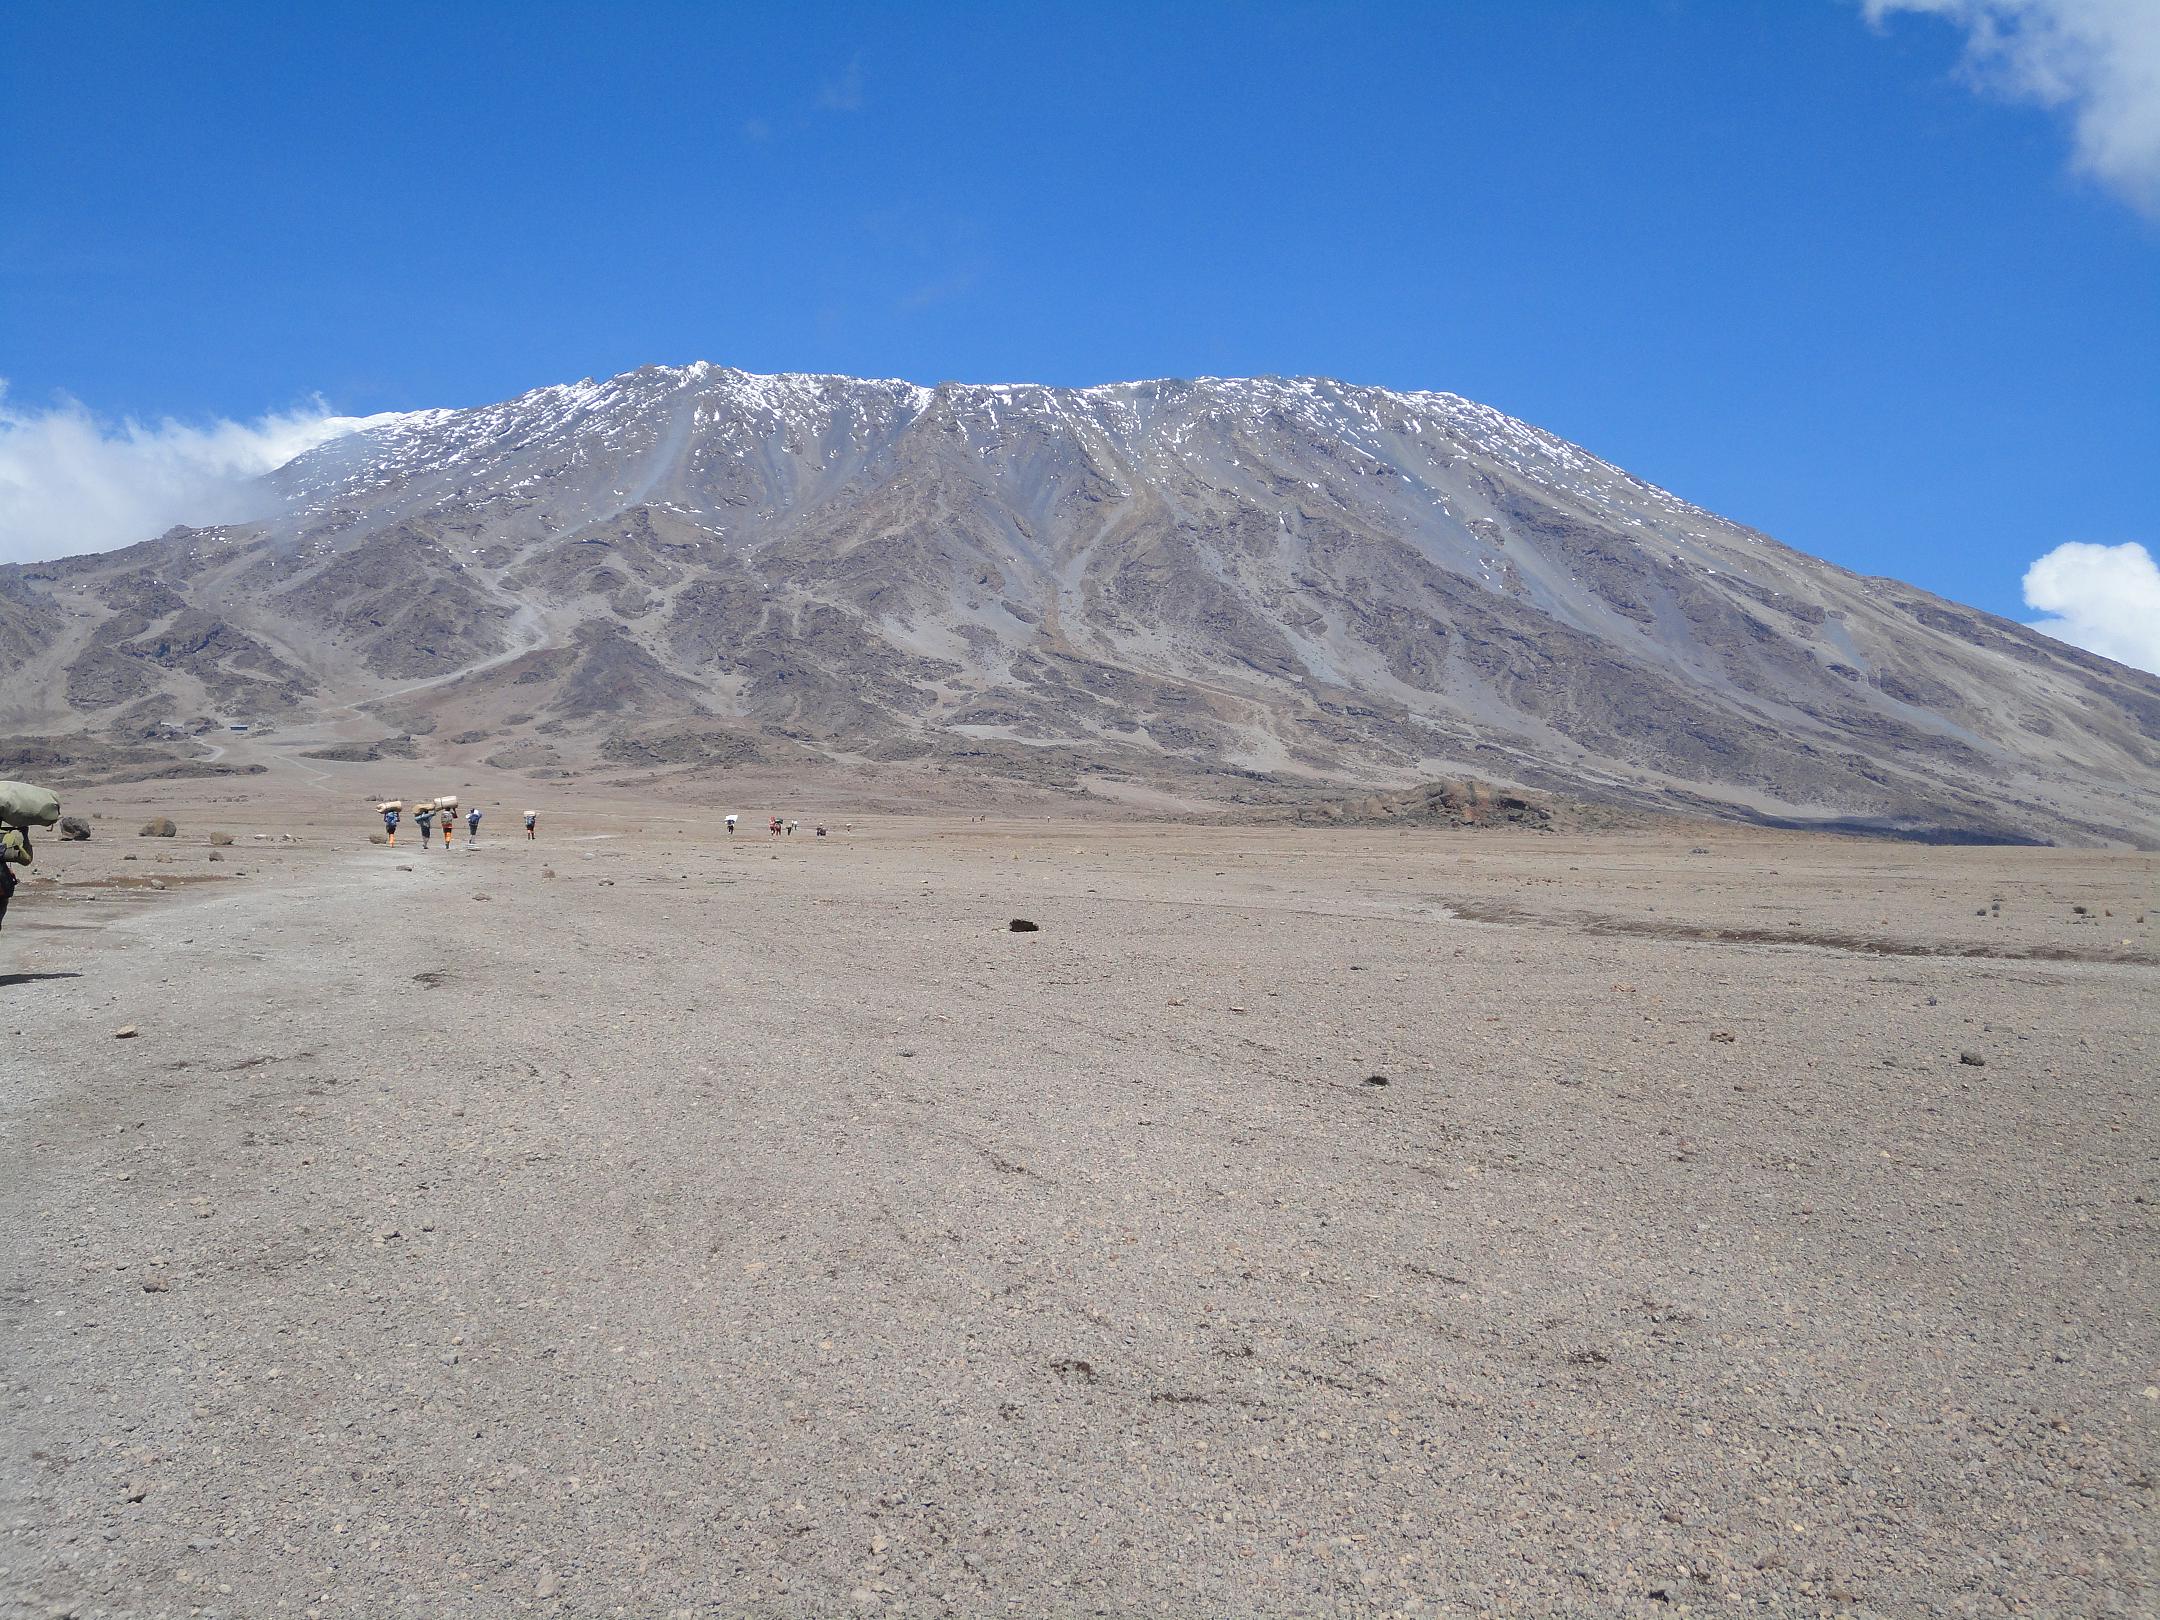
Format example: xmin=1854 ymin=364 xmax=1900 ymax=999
xmin=4 ymin=363 xmax=2154 ymax=843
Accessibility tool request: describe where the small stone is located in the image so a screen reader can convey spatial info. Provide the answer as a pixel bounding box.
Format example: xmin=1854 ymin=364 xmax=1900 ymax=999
xmin=1008 ymin=918 xmax=1040 ymax=932
xmin=141 ymin=1275 xmax=169 ymax=1293
xmin=1362 ymin=1074 xmax=1390 ymax=1087
xmin=124 ymin=1481 xmax=148 ymax=1502
xmin=1959 ymin=1051 xmax=1986 ymax=1067
xmin=534 ymin=1566 xmax=559 ymax=1599
xmin=472 ymin=893 xmax=491 ymax=901
xmin=147 ymin=878 xmax=167 ymax=891
xmin=113 ymin=1026 xmax=138 ymax=1040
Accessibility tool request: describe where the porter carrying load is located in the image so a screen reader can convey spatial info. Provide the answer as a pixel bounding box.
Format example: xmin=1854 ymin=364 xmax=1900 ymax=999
xmin=0 ymin=780 xmax=54 ymax=933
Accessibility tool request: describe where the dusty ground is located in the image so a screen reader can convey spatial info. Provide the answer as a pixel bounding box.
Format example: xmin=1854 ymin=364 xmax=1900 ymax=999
xmin=1 ymin=780 xmax=2154 ymax=1619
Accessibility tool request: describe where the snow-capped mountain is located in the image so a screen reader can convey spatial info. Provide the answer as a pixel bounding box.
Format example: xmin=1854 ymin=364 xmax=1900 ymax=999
xmin=4 ymin=363 xmax=2154 ymax=843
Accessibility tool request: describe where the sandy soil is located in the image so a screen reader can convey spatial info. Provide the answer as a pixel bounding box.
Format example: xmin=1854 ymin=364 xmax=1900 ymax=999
xmin=2 ymin=782 xmax=2154 ymax=1619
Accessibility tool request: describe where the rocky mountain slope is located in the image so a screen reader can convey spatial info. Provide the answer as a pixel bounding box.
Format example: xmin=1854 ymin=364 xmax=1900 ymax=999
xmin=2 ymin=363 xmax=2154 ymax=843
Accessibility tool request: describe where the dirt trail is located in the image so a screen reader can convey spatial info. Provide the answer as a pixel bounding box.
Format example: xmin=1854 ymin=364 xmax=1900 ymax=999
xmin=2 ymin=808 xmax=2154 ymax=1617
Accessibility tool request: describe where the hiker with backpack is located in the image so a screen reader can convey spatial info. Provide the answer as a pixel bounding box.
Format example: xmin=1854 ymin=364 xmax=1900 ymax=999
xmin=415 ymin=803 xmax=435 ymax=848
xmin=466 ymin=805 xmax=481 ymax=844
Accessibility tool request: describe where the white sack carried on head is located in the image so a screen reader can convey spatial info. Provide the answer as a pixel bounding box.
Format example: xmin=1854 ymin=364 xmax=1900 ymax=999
xmin=0 ymin=781 xmax=61 ymax=829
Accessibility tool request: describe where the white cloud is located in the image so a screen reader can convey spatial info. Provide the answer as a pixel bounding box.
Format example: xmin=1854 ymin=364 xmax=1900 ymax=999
xmin=816 ymin=56 xmax=865 ymax=112
xmin=0 ymin=386 xmax=382 ymax=566
xmin=1864 ymin=0 xmax=2160 ymax=215
xmin=2022 ymin=540 xmax=2160 ymax=673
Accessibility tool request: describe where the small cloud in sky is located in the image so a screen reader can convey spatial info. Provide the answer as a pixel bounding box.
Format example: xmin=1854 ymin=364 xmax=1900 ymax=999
xmin=741 ymin=116 xmax=772 ymax=143
xmin=2022 ymin=539 xmax=2160 ymax=673
xmin=0 ymin=384 xmax=373 ymax=566
xmin=816 ymin=56 xmax=865 ymax=112
xmin=1863 ymin=0 xmax=2160 ymax=216
xmin=898 ymin=266 xmax=982 ymax=313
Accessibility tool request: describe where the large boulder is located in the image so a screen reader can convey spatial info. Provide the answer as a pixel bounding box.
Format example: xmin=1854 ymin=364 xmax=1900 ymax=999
xmin=138 ymin=817 xmax=178 ymax=838
xmin=58 ymin=815 xmax=92 ymax=840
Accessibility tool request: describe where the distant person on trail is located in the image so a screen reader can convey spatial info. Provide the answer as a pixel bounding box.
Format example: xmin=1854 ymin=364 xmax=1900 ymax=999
xmin=441 ymin=808 xmax=454 ymax=849
xmin=725 ymin=814 xmax=737 ymax=836
xmin=787 ymin=820 xmax=797 ymax=836
xmin=382 ymin=806 xmax=400 ymax=847
xmin=0 ymin=824 xmax=29 ymax=933
xmin=769 ymin=816 xmax=782 ymax=840
xmin=523 ymin=809 xmax=537 ymax=840
xmin=415 ymin=804 xmax=435 ymax=848
xmin=467 ymin=806 xmax=481 ymax=844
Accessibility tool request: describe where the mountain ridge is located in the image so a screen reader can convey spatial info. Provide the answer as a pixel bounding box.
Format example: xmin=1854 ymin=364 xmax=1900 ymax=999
xmin=2 ymin=363 xmax=2154 ymax=845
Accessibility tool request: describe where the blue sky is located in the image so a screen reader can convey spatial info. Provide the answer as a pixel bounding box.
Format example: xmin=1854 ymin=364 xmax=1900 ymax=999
xmin=1 ymin=0 xmax=2155 ymax=643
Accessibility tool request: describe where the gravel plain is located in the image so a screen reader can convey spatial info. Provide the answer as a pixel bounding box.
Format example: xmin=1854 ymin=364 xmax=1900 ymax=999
xmin=2 ymin=785 xmax=2154 ymax=1618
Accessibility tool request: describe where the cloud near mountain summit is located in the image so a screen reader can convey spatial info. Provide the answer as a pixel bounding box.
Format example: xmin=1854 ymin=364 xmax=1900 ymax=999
xmin=0 ymin=386 xmax=381 ymax=566
xmin=2023 ymin=539 xmax=2160 ymax=675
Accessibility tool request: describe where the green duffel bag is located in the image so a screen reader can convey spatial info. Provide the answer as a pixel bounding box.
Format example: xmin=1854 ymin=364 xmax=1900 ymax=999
xmin=0 ymin=781 xmax=61 ymax=830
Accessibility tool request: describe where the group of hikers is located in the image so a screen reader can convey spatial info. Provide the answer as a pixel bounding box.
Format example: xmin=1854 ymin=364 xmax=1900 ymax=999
xmin=723 ymin=813 xmax=824 ymax=838
xmin=377 ymin=797 xmax=539 ymax=849
xmin=0 ymin=776 xmax=854 ymax=944
xmin=373 ymin=801 xmax=829 ymax=849
xmin=374 ymin=801 xmax=828 ymax=847
xmin=0 ymin=775 xmax=855 ymax=946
